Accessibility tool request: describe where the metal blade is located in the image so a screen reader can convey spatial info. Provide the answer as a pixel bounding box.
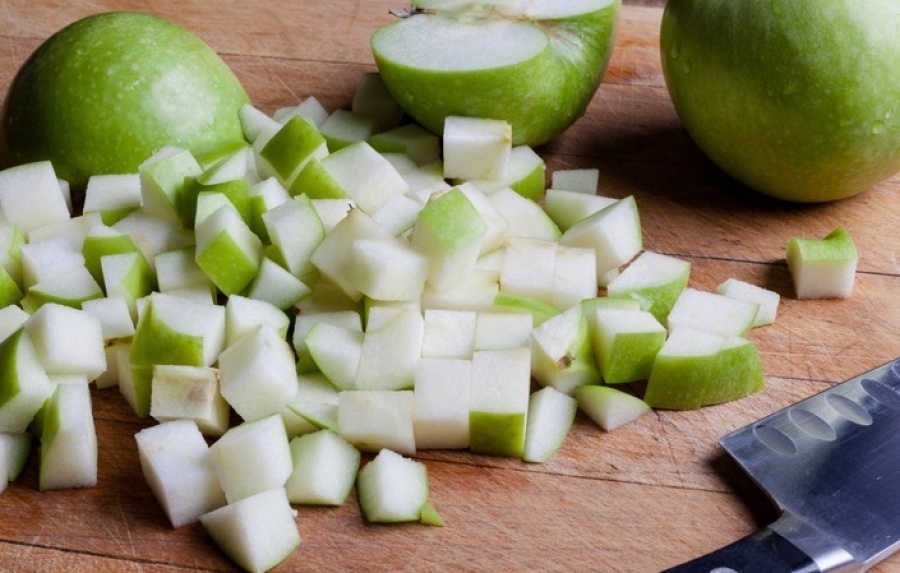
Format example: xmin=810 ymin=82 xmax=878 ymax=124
xmin=720 ymin=358 xmax=900 ymax=569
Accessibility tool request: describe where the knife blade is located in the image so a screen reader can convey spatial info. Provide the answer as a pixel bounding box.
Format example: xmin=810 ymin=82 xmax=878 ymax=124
xmin=663 ymin=358 xmax=900 ymax=573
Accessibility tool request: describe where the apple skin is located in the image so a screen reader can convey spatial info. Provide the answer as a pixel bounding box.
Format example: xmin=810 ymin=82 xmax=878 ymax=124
xmin=661 ymin=0 xmax=900 ymax=202
xmin=371 ymin=0 xmax=621 ymax=147
xmin=0 ymin=12 xmax=249 ymax=196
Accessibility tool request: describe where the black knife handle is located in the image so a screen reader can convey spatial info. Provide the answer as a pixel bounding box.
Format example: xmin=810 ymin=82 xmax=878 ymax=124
xmin=662 ymin=528 xmax=821 ymax=573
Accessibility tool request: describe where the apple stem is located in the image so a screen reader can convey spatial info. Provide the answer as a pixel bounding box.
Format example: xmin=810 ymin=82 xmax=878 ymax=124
xmin=388 ymin=7 xmax=434 ymax=18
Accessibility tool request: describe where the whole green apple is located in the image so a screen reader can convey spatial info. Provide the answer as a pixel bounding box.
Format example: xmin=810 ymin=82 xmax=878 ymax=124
xmin=661 ymin=0 xmax=900 ymax=202
xmin=0 ymin=12 xmax=249 ymax=197
xmin=370 ymin=0 xmax=621 ymax=147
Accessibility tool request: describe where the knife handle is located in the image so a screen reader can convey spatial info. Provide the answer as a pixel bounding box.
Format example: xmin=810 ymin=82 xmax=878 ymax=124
xmin=662 ymin=528 xmax=821 ymax=573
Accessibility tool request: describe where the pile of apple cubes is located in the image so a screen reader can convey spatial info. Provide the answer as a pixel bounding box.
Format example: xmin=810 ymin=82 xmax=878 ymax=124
xmin=0 ymin=72 xmax=782 ymax=573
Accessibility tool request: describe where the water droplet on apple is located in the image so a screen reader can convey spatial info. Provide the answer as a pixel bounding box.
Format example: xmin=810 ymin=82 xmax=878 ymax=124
xmin=682 ymin=60 xmax=692 ymax=74
xmin=669 ymin=40 xmax=681 ymax=60
xmin=872 ymin=120 xmax=885 ymax=134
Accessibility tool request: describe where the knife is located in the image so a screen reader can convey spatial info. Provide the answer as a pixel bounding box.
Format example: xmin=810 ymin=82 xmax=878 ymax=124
xmin=663 ymin=358 xmax=900 ymax=573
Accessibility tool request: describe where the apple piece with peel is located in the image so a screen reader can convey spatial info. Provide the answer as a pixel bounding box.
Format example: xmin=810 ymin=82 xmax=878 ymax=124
xmin=0 ymin=328 xmax=54 ymax=433
xmin=574 ymin=384 xmax=652 ymax=432
xmin=224 ymin=295 xmax=289 ymax=349
xmin=411 ymin=187 xmax=488 ymax=292
xmin=467 ymin=145 xmax=546 ymax=201
xmin=199 ymin=487 xmax=300 ymax=573
xmin=338 ymin=390 xmax=416 ymax=455
xmin=194 ymin=202 xmax=263 ymax=297
xmin=606 ymin=250 xmax=690 ymax=326
xmin=667 ymin=287 xmax=760 ymax=338
xmin=589 ymin=308 xmax=666 ymax=384
xmin=210 ymin=414 xmax=293 ymax=504
xmin=38 ymin=383 xmax=97 ymax=491
xmin=284 ymin=429 xmax=360 ymax=506
xmin=82 ymin=174 xmax=143 ymax=225
xmin=0 ymin=305 xmax=29 ymax=344
xmin=135 ymin=419 xmax=226 ymax=528
xmin=487 ymin=187 xmax=561 ymax=242
xmin=786 ymin=226 xmax=858 ymax=299
xmin=370 ymin=0 xmax=621 ymax=147
xmin=305 ymin=322 xmax=365 ymax=390
xmin=522 ymin=386 xmax=578 ymax=463
xmin=716 ymin=278 xmax=780 ymax=327
xmin=0 ymin=161 xmax=71 ymax=234
xmin=150 ymin=365 xmax=230 ymax=438
xmin=469 ymin=347 xmax=531 ymax=458
xmin=356 ymin=448 xmax=435 ymax=524
xmin=257 ymin=115 xmax=328 ymax=185
xmin=560 ymin=195 xmax=642 ymax=284
xmin=0 ymin=432 xmax=32 ymax=492
xmin=530 ymin=304 xmax=599 ymax=394
xmin=414 ymin=357 xmax=472 ymax=450
xmin=25 ymin=303 xmax=106 ymax=381
xmin=20 ymin=265 xmax=104 ymax=314
xmin=644 ymin=326 xmax=765 ymax=410
xmin=262 ymin=194 xmax=324 ymax=284
xmin=292 ymin=310 xmax=362 ymax=374
xmin=543 ymin=188 xmax=617 ymax=232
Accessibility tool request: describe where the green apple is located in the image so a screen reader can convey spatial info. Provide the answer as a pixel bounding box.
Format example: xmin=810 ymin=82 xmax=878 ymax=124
xmin=660 ymin=0 xmax=900 ymax=202
xmin=370 ymin=0 xmax=621 ymax=146
xmin=786 ymin=226 xmax=858 ymax=299
xmin=0 ymin=328 xmax=55 ymax=433
xmin=0 ymin=11 xmax=249 ymax=196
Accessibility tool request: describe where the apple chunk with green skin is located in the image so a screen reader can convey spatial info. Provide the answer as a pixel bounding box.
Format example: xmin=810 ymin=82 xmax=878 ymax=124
xmin=0 ymin=328 xmax=55 ymax=433
xmin=285 ymin=429 xmax=361 ymax=506
xmin=371 ymin=0 xmax=621 ymax=147
xmin=661 ymin=0 xmax=900 ymax=202
xmin=469 ymin=347 xmax=531 ymax=458
xmin=0 ymin=11 xmax=250 ymax=195
xmin=589 ymin=308 xmax=666 ymax=384
xmin=39 ymin=382 xmax=98 ymax=491
xmin=530 ymin=304 xmax=599 ymax=394
xmin=522 ymin=386 xmax=578 ymax=463
xmin=786 ymin=226 xmax=858 ymax=299
xmin=574 ymin=384 xmax=651 ymax=432
xmin=356 ymin=448 xmax=439 ymax=525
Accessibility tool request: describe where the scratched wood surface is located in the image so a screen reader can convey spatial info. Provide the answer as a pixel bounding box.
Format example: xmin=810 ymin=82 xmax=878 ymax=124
xmin=0 ymin=1 xmax=898 ymax=571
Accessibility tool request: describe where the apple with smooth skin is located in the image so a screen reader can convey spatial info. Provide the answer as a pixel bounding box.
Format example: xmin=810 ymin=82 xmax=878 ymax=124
xmin=371 ymin=0 xmax=621 ymax=147
xmin=661 ymin=0 xmax=900 ymax=202
xmin=0 ymin=11 xmax=249 ymax=196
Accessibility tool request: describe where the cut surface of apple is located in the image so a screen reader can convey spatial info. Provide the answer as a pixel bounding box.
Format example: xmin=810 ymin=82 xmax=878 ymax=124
xmin=371 ymin=0 xmax=621 ymax=146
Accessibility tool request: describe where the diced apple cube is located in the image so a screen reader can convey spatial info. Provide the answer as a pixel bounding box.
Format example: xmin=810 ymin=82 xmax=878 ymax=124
xmin=786 ymin=226 xmax=858 ymax=299
xmin=285 ymin=429 xmax=360 ymax=506
xmin=211 ymin=414 xmax=293 ymax=504
xmin=414 ymin=357 xmax=472 ymax=450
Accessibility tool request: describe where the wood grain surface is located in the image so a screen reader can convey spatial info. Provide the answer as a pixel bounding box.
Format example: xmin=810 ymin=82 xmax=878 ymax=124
xmin=0 ymin=1 xmax=898 ymax=572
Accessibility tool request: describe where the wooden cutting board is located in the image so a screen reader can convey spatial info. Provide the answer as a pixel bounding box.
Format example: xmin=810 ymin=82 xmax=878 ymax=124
xmin=0 ymin=2 xmax=898 ymax=571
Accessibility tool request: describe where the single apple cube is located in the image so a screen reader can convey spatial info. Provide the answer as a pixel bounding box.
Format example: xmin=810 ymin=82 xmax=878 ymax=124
xmin=150 ymin=365 xmax=230 ymax=437
xmin=356 ymin=448 xmax=433 ymax=524
xmin=83 ymin=173 xmax=142 ymax=225
xmin=370 ymin=193 xmax=423 ymax=237
xmin=667 ymin=287 xmax=760 ymax=337
xmin=716 ymin=278 xmax=780 ymax=327
xmin=0 ymin=329 xmax=55 ymax=433
xmin=0 ymin=161 xmax=70 ymax=234
xmin=247 ymin=177 xmax=290 ymax=241
xmin=531 ymin=304 xmax=599 ymax=394
xmin=211 ymin=414 xmax=293 ymax=504
xmin=574 ymin=385 xmax=652 ymax=432
xmin=487 ymin=187 xmax=561 ymax=242
xmin=224 ymin=295 xmax=289 ymax=348
xmin=285 ymin=429 xmax=360 ymax=506
xmin=469 ymin=145 xmax=546 ymax=202
xmin=543 ymin=188 xmax=617 ymax=232
xmin=443 ymin=116 xmax=512 ymax=181
xmin=456 ymin=183 xmax=510 ymax=255
xmin=644 ymin=327 xmax=765 ymax=410
xmin=280 ymin=373 xmax=341 ymax=437
xmin=135 ymin=419 xmax=226 ymax=527
xmin=402 ymin=160 xmax=452 ymax=202
xmin=218 ymin=324 xmax=298 ymax=422
xmin=262 ymin=194 xmax=325 ymax=283
xmin=196 ymin=144 xmax=254 ymax=187
xmin=39 ymin=383 xmax=97 ymax=491
xmin=414 ymin=357 xmax=473 ymax=450
xmin=245 ymin=257 xmax=311 ymax=311
xmin=368 ymin=123 xmax=441 ymax=166
xmin=258 ymin=115 xmax=328 ymax=185
xmin=199 ymin=487 xmax=301 ymax=573
xmin=305 ymin=322 xmax=365 ymax=390
xmin=25 ymin=303 xmax=106 ymax=381
xmin=522 ymin=386 xmax=578 ymax=463
xmin=469 ymin=347 xmax=531 ymax=457
xmin=310 ymin=208 xmax=395 ymax=301
xmin=560 ymin=195 xmax=642 ymax=284
xmin=590 ymin=308 xmax=666 ymax=384
xmin=474 ymin=311 xmax=533 ymax=351
xmin=154 ymin=246 xmax=216 ymax=298
xmin=319 ymin=109 xmax=379 ymax=152
xmin=195 ymin=203 xmax=263 ymax=296
xmin=345 ymin=237 xmax=429 ymax=302
xmin=552 ymin=244 xmax=598 ymax=310
xmin=606 ymin=250 xmax=691 ymax=326
xmin=786 ymin=226 xmax=858 ymax=299
xmin=551 ymin=168 xmax=600 ymax=194
xmin=101 ymin=251 xmax=157 ymax=318
xmin=411 ymin=187 xmax=488 ymax=292
xmin=139 ymin=146 xmax=203 ymax=224
xmin=81 ymin=225 xmax=142 ymax=286
xmin=338 ymin=390 xmax=416 ymax=455
xmin=321 ymin=141 xmax=409 ymax=214
xmin=421 ymin=309 xmax=477 ymax=359
xmin=292 ymin=310 xmax=362 ymax=374
xmin=355 ymin=309 xmax=424 ymax=391
xmin=0 ymin=432 xmax=33 ymax=491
